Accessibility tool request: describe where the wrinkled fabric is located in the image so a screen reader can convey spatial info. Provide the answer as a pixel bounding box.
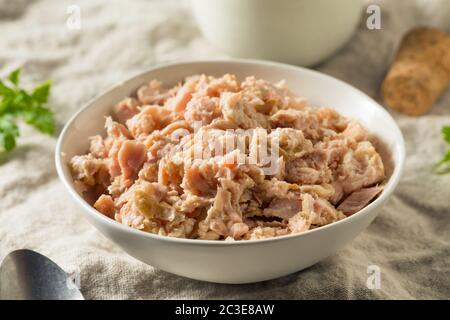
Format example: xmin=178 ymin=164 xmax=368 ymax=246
xmin=0 ymin=0 xmax=449 ymax=299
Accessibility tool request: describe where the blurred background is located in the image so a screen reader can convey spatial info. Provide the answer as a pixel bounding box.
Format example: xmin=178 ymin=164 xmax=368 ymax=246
xmin=0 ymin=0 xmax=449 ymax=299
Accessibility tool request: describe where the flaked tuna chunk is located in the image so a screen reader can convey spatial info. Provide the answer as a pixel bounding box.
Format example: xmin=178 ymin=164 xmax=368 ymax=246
xmin=116 ymin=180 xmax=167 ymax=208
xmin=118 ymin=140 xmax=147 ymax=180
xmin=184 ymin=96 xmax=220 ymax=126
xmin=200 ymin=187 xmax=232 ymax=238
xmin=286 ymin=166 xmax=322 ymax=185
xmin=271 ymin=107 xmax=345 ymax=142
xmin=94 ymin=194 xmax=115 ymax=218
xmin=220 ymin=92 xmax=268 ymax=129
xmin=338 ymin=186 xmax=383 ymax=216
xmin=160 ymin=120 xmax=191 ymax=138
xmin=137 ymin=80 xmax=178 ymax=105
xmin=199 ymin=176 xmax=252 ymax=240
xmin=126 ymin=105 xmax=168 ymax=138
xmin=270 ymin=108 xmax=315 ymax=131
xmin=315 ymin=139 xmax=354 ymax=167
xmin=164 ymin=217 xmax=197 ymax=238
xmin=157 ymin=157 xmax=183 ymax=191
xmin=342 ymin=120 xmax=368 ymax=142
xmin=330 ymin=181 xmax=344 ymax=204
xmin=133 ymin=188 xmax=175 ymax=221
xmin=197 ymin=73 xmax=240 ymax=97
xmin=299 ymin=184 xmax=335 ymax=200
xmin=248 ymin=219 xmax=288 ymax=229
xmin=174 ymin=193 xmax=212 ymax=214
xmin=105 ymin=116 xmax=132 ymax=140
xmin=285 ymin=149 xmax=331 ymax=185
xmin=138 ymin=162 xmax=159 ymax=182
xmin=241 ymin=76 xmax=290 ymax=112
xmin=273 ymin=156 xmax=285 ymax=180
xmin=114 ymin=180 xmax=179 ymax=232
xmin=245 ymin=226 xmax=289 ymax=240
xmin=288 ymin=193 xmax=314 ymax=233
xmin=316 ymin=108 xmax=347 ymax=132
xmin=256 ymin=178 xmax=295 ymax=202
xmin=230 ymin=222 xmax=249 ymax=239
xmin=127 ymin=106 xmax=159 ymax=138
xmin=311 ymin=198 xmax=345 ymax=225
xmin=338 ymin=141 xmax=385 ymax=194
xmin=104 ymin=117 xmax=132 ymax=178
xmin=167 ymin=78 xmax=197 ymax=114
xmin=89 ymin=135 xmax=108 ymax=158
xmin=108 ymin=175 xmax=132 ymax=198
xmin=182 ymin=163 xmax=217 ymax=196
xmin=197 ymin=221 xmax=221 ymax=240
xmin=263 ymin=198 xmax=302 ymax=220
xmin=70 ymin=154 xmax=109 ymax=187
xmin=113 ymin=97 xmax=140 ymax=123
xmin=272 ymin=127 xmax=313 ymax=159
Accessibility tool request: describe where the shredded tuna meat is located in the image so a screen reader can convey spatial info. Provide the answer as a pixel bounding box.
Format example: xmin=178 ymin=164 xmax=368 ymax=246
xmin=70 ymin=74 xmax=386 ymax=240
xmin=337 ymin=186 xmax=384 ymax=216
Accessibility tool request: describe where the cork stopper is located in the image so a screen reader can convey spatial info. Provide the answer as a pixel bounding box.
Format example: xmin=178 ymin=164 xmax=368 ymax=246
xmin=382 ymin=27 xmax=450 ymax=116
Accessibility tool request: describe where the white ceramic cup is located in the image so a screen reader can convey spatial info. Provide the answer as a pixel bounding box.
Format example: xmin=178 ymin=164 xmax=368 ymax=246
xmin=193 ymin=0 xmax=363 ymax=66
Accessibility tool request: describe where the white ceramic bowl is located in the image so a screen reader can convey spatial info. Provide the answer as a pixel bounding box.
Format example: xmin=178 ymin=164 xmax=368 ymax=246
xmin=55 ymin=60 xmax=405 ymax=284
xmin=192 ymin=0 xmax=363 ymax=66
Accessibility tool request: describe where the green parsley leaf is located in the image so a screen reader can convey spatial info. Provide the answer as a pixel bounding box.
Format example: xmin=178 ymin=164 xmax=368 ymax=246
xmin=0 ymin=115 xmax=19 ymax=135
xmin=3 ymin=134 xmax=16 ymax=151
xmin=0 ymin=68 xmax=55 ymax=153
xmin=0 ymin=116 xmax=19 ymax=152
xmin=23 ymin=106 xmax=55 ymax=135
xmin=433 ymin=126 xmax=450 ymax=175
xmin=7 ymin=69 xmax=20 ymax=87
xmin=433 ymin=150 xmax=450 ymax=175
xmin=442 ymin=126 xmax=450 ymax=145
xmin=32 ymin=80 xmax=52 ymax=104
xmin=0 ymin=80 xmax=14 ymax=97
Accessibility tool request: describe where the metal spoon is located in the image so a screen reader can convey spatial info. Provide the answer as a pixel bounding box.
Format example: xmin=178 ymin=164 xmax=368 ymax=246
xmin=0 ymin=249 xmax=84 ymax=300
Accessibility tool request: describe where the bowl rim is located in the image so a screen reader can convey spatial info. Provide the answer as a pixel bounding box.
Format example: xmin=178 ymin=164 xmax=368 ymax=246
xmin=55 ymin=58 xmax=405 ymax=246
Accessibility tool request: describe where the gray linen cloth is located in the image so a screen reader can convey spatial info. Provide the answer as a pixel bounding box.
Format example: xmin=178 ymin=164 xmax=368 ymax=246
xmin=0 ymin=0 xmax=449 ymax=299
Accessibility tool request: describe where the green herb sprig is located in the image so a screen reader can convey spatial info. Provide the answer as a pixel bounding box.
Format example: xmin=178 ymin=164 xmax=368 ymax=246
xmin=0 ymin=69 xmax=55 ymax=152
xmin=433 ymin=126 xmax=450 ymax=174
